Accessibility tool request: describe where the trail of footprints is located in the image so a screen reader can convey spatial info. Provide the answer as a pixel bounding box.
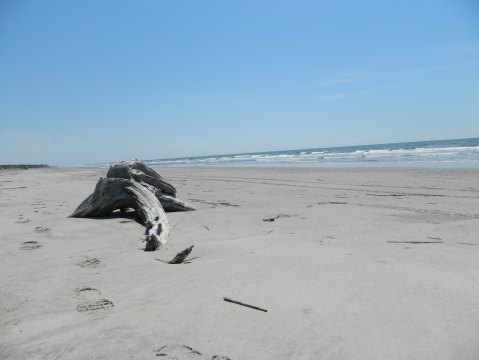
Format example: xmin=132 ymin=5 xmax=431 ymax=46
xmin=14 ymin=208 xmax=114 ymax=316
xmin=17 ymin=227 xmax=52 ymax=251
xmin=73 ymin=262 xmax=231 ymax=358
xmin=75 ymin=257 xmax=114 ymax=315
xmin=14 ymin=208 xmax=231 ymax=357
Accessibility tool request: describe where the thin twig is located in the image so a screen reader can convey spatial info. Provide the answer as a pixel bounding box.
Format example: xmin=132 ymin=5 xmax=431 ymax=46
xmin=223 ymin=297 xmax=267 ymax=312
xmin=387 ymin=240 xmax=443 ymax=244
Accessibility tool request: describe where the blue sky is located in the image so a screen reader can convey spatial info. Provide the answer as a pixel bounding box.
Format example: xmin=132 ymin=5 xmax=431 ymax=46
xmin=1 ymin=0 xmax=478 ymax=165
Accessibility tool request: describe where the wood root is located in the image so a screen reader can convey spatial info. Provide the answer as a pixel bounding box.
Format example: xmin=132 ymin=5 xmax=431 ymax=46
xmin=70 ymin=160 xmax=195 ymax=251
xmin=70 ymin=177 xmax=170 ymax=249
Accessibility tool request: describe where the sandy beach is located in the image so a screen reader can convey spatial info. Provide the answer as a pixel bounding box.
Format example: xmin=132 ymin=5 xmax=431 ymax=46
xmin=1 ymin=166 xmax=479 ymax=359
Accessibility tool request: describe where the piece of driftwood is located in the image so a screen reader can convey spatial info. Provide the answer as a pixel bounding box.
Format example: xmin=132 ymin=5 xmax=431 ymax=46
xmin=169 ymin=245 xmax=194 ymax=264
xmin=71 ymin=177 xmax=170 ymax=249
xmin=223 ymin=297 xmax=268 ymax=312
xmin=107 ymin=160 xmax=195 ymax=212
xmin=71 ymin=160 xmax=195 ymax=251
xmin=158 ymin=194 xmax=196 ymax=212
xmin=107 ymin=160 xmax=177 ymax=197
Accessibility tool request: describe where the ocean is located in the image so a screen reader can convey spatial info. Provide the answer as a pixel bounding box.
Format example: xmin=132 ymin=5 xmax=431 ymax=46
xmin=143 ymin=138 xmax=479 ymax=168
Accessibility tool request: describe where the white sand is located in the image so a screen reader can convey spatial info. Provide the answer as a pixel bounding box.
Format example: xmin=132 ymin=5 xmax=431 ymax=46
xmin=1 ymin=166 xmax=479 ymax=359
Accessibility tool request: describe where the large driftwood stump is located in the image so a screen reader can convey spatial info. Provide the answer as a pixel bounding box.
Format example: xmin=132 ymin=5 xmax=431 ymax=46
xmin=70 ymin=160 xmax=195 ymax=251
xmin=107 ymin=160 xmax=195 ymax=212
xmin=107 ymin=160 xmax=177 ymax=196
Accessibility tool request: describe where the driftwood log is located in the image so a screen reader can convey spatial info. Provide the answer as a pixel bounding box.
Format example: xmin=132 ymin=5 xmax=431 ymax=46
xmin=70 ymin=160 xmax=195 ymax=251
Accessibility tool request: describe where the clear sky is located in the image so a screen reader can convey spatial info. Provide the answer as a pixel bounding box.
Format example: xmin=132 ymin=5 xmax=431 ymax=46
xmin=1 ymin=0 xmax=478 ymax=165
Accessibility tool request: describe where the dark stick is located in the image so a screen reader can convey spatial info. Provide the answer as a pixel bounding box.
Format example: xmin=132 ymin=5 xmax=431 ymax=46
xmin=262 ymin=215 xmax=280 ymax=222
xmin=387 ymin=241 xmax=443 ymax=244
xmin=169 ymin=245 xmax=194 ymax=264
xmin=223 ymin=297 xmax=267 ymax=312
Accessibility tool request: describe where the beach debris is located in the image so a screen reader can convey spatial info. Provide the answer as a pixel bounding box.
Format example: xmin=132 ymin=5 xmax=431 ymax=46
xmin=169 ymin=245 xmax=194 ymax=264
xmin=223 ymin=297 xmax=268 ymax=312
xmin=367 ymin=192 xmax=445 ymax=197
xmin=70 ymin=160 xmax=195 ymax=251
xmin=387 ymin=240 xmax=444 ymax=244
xmin=262 ymin=214 xmax=291 ymax=222
xmin=157 ymin=245 xmax=195 ymax=264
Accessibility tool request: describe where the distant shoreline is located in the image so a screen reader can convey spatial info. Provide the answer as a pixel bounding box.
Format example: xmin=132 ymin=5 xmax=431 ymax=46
xmin=139 ymin=137 xmax=479 ymax=169
xmin=0 ymin=164 xmax=50 ymax=170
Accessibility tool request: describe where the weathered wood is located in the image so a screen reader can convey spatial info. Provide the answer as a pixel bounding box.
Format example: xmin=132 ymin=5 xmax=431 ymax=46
xmin=223 ymin=297 xmax=268 ymax=312
xmin=71 ymin=160 xmax=195 ymax=251
xmin=107 ymin=160 xmax=177 ymax=197
xmin=70 ymin=177 xmax=170 ymax=249
xmin=158 ymin=194 xmax=196 ymax=212
xmin=169 ymin=245 xmax=194 ymax=264
xmin=107 ymin=160 xmax=195 ymax=212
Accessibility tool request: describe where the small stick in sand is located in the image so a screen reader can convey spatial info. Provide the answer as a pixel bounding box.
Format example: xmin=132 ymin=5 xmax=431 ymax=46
xmin=387 ymin=240 xmax=444 ymax=244
xmin=223 ymin=297 xmax=267 ymax=312
xmin=169 ymin=245 xmax=194 ymax=264
xmin=263 ymin=215 xmax=280 ymax=222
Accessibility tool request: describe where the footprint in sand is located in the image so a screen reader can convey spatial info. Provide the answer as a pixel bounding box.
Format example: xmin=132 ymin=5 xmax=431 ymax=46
xmin=301 ymin=308 xmax=313 ymax=315
xmin=75 ymin=287 xmax=114 ymax=315
xmin=15 ymin=215 xmax=31 ymax=224
xmin=15 ymin=219 xmax=31 ymax=224
xmin=76 ymin=299 xmax=114 ymax=314
xmin=155 ymin=345 xmax=231 ymax=359
xmin=76 ymin=256 xmax=100 ymax=268
xmin=75 ymin=287 xmax=102 ymax=300
xmin=32 ymin=202 xmax=46 ymax=211
xmin=33 ymin=226 xmax=51 ymax=234
xmin=19 ymin=241 xmax=41 ymax=250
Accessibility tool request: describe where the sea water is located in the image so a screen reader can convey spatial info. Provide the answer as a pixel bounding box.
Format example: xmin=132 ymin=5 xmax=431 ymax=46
xmin=143 ymin=138 xmax=479 ymax=168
